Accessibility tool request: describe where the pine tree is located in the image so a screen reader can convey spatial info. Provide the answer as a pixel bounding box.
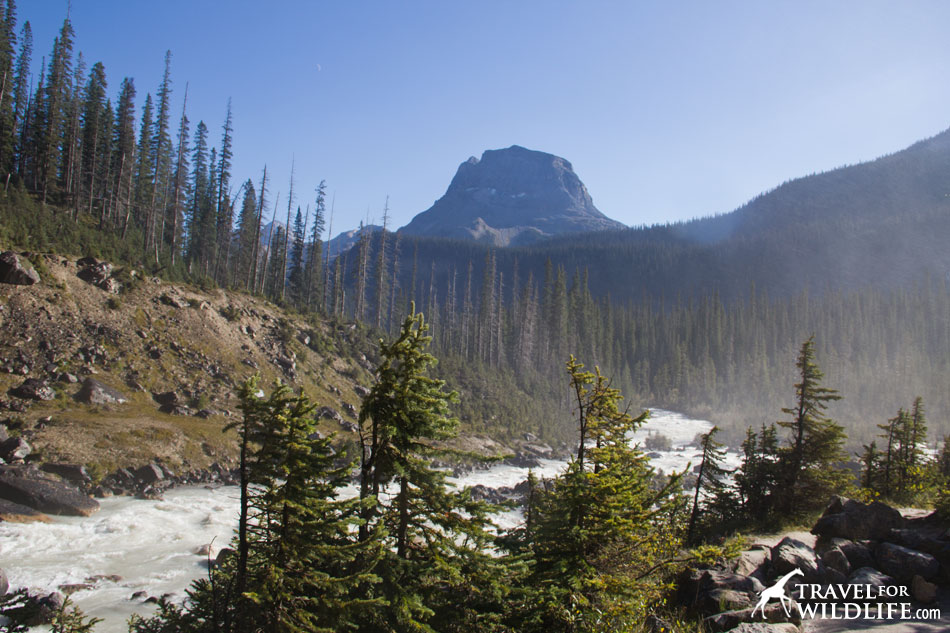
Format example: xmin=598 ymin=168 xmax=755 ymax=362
xmin=777 ymin=336 xmax=846 ymax=514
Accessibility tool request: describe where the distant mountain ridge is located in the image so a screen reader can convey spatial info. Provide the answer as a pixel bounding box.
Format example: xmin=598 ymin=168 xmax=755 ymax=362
xmin=400 ymin=145 xmax=625 ymax=246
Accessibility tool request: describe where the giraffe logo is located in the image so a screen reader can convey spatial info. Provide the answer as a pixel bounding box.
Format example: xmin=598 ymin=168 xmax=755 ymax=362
xmin=751 ymin=568 xmax=803 ymax=618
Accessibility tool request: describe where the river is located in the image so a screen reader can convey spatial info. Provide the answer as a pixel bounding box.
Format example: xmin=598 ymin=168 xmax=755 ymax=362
xmin=0 ymin=409 xmax=734 ymax=632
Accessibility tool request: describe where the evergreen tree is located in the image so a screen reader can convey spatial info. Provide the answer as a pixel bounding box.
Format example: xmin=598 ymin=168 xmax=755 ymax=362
xmin=777 ymin=337 xmax=847 ymax=514
xmin=37 ymin=16 xmax=74 ymax=203
xmin=213 ymin=98 xmax=233 ymax=284
xmin=186 ymin=120 xmax=211 ymax=269
xmin=735 ymin=424 xmax=780 ymax=518
xmin=687 ymin=425 xmax=731 ymax=544
xmin=11 ymin=19 xmax=30 ymax=178
xmin=234 ymin=179 xmax=257 ymax=288
xmin=110 ymin=77 xmax=136 ymax=234
xmin=524 ymin=356 xmax=687 ymax=632
xmin=287 ymin=206 xmax=305 ymax=305
xmin=357 ymin=306 xmax=502 ymax=632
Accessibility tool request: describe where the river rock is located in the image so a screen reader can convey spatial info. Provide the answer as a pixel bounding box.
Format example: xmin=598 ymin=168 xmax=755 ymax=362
xmin=0 ymin=497 xmax=51 ymax=522
xmin=812 ymin=495 xmax=904 ymax=541
xmin=10 ymin=378 xmax=55 ymax=401
xmin=134 ymin=463 xmax=164 ymax=485
xmin=40 ymin=463 xmax=91 ymax=484
xmin=0 ymin=468 xmax=99 ymax=516
xmin=0 ymin=251 xmax=39 ymax=285
xmin=75 ymin=378 xmax=127 ymax=405
xmin=875 ymin=542 xmax=938 ymax=583
xmin=0 ymin=568 xmax=7 ymax=595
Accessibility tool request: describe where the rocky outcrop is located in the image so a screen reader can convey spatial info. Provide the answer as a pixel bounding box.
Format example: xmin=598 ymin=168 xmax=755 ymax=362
xmin=400 ymin=146 xmax=625 ymax=246
xmin=0 ymin=251 xmax=39 ymax=285
xmin=0 ymin=467 xmax=99 ymax=516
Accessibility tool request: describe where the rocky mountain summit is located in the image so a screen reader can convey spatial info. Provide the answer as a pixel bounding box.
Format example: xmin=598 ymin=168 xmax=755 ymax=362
xmin=400 ymin=145 xmax=625 ymax=246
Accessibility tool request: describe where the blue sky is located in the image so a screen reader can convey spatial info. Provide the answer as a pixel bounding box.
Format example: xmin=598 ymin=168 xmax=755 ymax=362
xmin=27 ymin=1 xmax=950 ymax=234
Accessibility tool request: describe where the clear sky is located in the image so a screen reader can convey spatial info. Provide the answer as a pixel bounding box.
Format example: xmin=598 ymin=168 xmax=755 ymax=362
xmin=25 ymin=0 xmax=950 ymax=234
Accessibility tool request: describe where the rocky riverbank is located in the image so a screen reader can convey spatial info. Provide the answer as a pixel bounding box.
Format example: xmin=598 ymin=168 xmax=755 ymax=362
xmin=672 ymin=496 xmax=949 ymax=632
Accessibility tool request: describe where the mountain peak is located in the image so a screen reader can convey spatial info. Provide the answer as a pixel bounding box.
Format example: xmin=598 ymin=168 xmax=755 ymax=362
xmin=401 ymin=146 xmax=625 ymax=246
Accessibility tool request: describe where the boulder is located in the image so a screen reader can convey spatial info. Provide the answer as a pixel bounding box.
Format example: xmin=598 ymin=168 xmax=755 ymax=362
xmin=40 ymin=463 xmax=91 ymax=484
xmin=821 ymin=546 xmax=851 ymax=577
xmin=885 ymin=529 xmax=950 ymax=567
xmin=812 ymin=496 xmax=903 ymax=541
xmin=770 ymin=537 xmax=821 ymax=580
xmin=875 ymin=542 xmax=938 ymax=583
xmin=0 ymin=497 xmax=51 ymax=522
xmin=0 ymin=468 xmax=99 ymax=516
xmin=153 ymin=391 xmax=181 ymax=406
xmin=0 ymin=568 xmax=7 ymax=595
xmin=75 ymin=378 xmax=127 ymax=405
xmin=353 ymin=385 xmax=370 ymax=398
xmin=342 ymin=402 xmax=358 ymax=417
xmin=160 ymin=293 xmax=189 ymax=309
xmin=77 ymin=260 xmax=113 ymax=285
xmin=0 ymin=437 xmax=31 ymax=462
xmin=677 ymin=567 xmax=765 ymax=613
xmin=134 ymin=463 xmax=164 ymax=485
xmin=160 ymin=404 xmax=195 ymax=416
xmin=10 ymin=378 xmax=55 ymax=401
xmin=0 ymin=251 xmax=39 ymax=285
xmin=833 ymin=539 xmax=875 ymax=570
xmin=316 ymin=406 xmax=344 ymax=424
xmin=847 ymin=567 xmax=893 ymax=595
